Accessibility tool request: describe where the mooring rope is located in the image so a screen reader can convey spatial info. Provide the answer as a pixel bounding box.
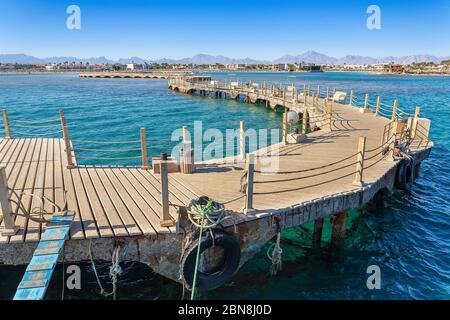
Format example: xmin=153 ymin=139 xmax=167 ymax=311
xmin=88 ymin=240 xmax=122 ymax=300
xmin=267 ymin=230 xmax=282 ymax=275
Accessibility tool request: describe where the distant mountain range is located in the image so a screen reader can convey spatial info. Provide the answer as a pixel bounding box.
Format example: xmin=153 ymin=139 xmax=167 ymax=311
xmin=1 ymin=51 xmax=449 ymax=65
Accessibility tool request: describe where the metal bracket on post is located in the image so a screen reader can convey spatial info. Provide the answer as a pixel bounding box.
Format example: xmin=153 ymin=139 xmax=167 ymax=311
xmin=0 ymin=167 xmax=18 ymax=236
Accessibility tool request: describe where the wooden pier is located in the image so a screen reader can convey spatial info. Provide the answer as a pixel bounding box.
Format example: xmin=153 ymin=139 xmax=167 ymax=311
xmin=0 ymin=77 xmax=433 ymax=290
xmin=79 ymin=71 xmax=191 ymax=79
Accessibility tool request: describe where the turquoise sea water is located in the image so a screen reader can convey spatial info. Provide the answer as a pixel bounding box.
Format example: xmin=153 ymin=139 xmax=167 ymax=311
xmin=0 ymin=72 xmax=448 ymax=300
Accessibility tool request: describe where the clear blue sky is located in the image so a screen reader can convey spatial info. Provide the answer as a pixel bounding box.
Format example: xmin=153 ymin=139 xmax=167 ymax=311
xmin=0 ymin=0 xmax=449 ymax=60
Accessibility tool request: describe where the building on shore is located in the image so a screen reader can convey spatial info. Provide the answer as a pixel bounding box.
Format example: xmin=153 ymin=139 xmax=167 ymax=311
xmin=383 ymin=64 xmax=405 ymax=74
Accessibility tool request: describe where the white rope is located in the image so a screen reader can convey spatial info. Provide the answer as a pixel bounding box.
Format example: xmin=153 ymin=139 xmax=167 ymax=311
xmin=267 ymin=232 xmax=282 ymax=275
xmin=109 ymin=245 xmax=123 ymax=300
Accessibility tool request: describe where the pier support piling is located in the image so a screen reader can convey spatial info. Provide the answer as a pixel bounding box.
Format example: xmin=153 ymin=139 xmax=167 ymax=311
xmin=331 ymin=211 xmax=347 ymax=241
xmin=313 ymin=217 xmax=324 ymax=249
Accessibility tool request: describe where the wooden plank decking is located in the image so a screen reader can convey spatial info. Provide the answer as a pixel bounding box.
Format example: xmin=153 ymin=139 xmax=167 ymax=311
xmin=0 ymin=138 xmax=186 ymax=244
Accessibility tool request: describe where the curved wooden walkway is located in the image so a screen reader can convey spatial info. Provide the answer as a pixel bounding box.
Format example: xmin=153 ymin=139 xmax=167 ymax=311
xmin=0 ymin=80 xmax=433 ymax=246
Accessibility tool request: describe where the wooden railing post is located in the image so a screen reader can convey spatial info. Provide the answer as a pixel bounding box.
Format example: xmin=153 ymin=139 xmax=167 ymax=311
xmin=140 ymin=128 xmax=150 ymax=170
xmin=0 ymin=167 xmax=18 ymax=236
xmin=411 ymin=106 xmax=420 ymax=139
xmin=244 ymin=153 xmax=255 ymax=214
xmin=352 ymin=136 xmax=366 ymax=187
xmin=317 ymin=85 xmax=320 ymax=98
xmin=59 ymin=110 xmax=75 ymax=169
xmin=326 ymin=87 xmax=330 ymax=99
xmin=2 ymin=109 xmax=11 ymax=139
xmin=181 ymin=126 xmax=194 ymax=174
xmin=375 ymin=96 xmax=381 ymax=116
xmin=302 ymin=109 xmax=308 ymax=134
xmin=326 ymin=99 xmax=333 ymax=131
xmin=239 ymin=120 xmax=246 ymax=161
xmin=282 ymin=110 xmax=287 ymax=144
xmin=349 ymin=90 xmax=353 ymax=106
xmin=303 ymin=84 xmax=306 ymax=96
xmin=364 ymin=93 xmax=369 ymax=110
xmin=392 ymin=99 xmax=398 ymax=121
xmin=307 ymin=84 xmax=311 ymax=96
xmin=159 ymin=153 xmax=174 ymax=227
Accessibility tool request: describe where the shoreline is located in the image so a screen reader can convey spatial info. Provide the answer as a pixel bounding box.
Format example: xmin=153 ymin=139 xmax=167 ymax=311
xmin=1 ymin=70 xmax=450 ymax=77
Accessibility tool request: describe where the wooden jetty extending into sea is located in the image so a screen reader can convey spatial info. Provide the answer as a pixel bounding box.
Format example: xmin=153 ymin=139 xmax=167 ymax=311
xmin=79 ymin=71 xmax=191 ymax=79
xmin=0 ymin=75 xmax=433 ymax=298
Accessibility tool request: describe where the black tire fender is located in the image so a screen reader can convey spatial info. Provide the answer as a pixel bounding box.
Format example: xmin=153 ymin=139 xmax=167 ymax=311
xmin=395 ymin=158 xmax=414 ymax=191
xmin=181 ymin=229 xmax=241 ymax=292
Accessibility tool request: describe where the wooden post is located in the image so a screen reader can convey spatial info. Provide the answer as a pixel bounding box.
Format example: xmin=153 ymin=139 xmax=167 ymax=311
xmin=317 ymin=85 xmax=320 ymax=98
xmin=303 ymin=91 xmax=307 ymax=106
xmin=140 ymin=128 xmax=150 ymax=170
xmin=303 ymin=84 xmax=306 ymax=96
xmin=411 ymin=106 xmax=420 ymax=138
xmin=331 ymin=211 xmax=347 ymax=241
xmin=364 ymin=93 xmax=369 ymax=109
xmin=307 ymin=84 xmax=311 ymax=96
xmin=59 ymin=110 xmax=75 ymax=169
xmin=2 ymin=109 xmax=11 ymax=139
xmin=352 ymin=136 xmax=366 ymax=187
xmin=327 ymin=100 xmax=333 ymax=131
xmin=349 ymin=90 xmax=353 ymax=106
xmin=239 ymin=121 xmax=245 ymax=161
xmin=282 ymin=110 xmax=287 ymax=144
xmin=0 ymin=167 xmax=18 ymax=236
xmin=313 ymin=218 xmax=324 ymax=249
xmin=182 ymin=126 xmax=194 ymax=174
xmin=326 ymin=87 xmax=330 ymax=99
xmin=375 ymin=96 xmax=381 ymax=116
xmin=302 ymin=110 xmax=308 ymax=134
xmin=244 ymin=153 xmax=255 ymax=214
xmin=159 ymin=153 xmax=174 ymax=227
xmin=392 ymin=99 xmax=398 ymax=121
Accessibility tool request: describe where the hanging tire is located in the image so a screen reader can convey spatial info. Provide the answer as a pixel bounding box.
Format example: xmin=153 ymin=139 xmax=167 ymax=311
xmin=395 ymin=158 xmax=414 ymax=191
xmin=181 ymin=229 xmax=241 ymax=292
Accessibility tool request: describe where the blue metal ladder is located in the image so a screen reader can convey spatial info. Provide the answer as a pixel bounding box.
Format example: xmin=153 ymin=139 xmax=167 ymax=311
xmin=13 ymin=212 xmax=75 ymax=300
